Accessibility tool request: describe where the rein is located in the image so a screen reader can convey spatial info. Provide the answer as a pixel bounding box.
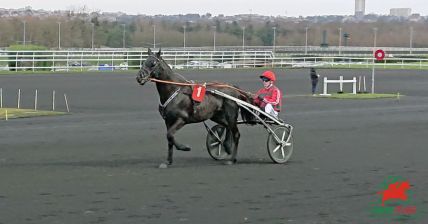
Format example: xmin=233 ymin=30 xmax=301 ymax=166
xmin=140 ymin=55 xmax=254 ymax=97
xmin=148 ymin=78 xmax=255 ymax=97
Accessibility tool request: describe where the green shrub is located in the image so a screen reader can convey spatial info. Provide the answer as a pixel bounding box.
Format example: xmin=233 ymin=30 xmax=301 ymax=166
xmin=7 ymin=44 xmax=48 ymax=51
xmin=7 ymin=44 xmax=51 ymax=71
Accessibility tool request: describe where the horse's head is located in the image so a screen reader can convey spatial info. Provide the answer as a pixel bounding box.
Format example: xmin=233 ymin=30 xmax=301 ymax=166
xmin=136 ymin=48 xmax=163 ymax=85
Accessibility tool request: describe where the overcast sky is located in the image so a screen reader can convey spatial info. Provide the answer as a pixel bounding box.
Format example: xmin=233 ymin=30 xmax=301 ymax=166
xmin=1 ymin=0 xmax=427 ymax=16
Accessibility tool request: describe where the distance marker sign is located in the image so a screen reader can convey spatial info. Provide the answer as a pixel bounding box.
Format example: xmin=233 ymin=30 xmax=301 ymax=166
xmin=375 ymin=49 xmax=385 ymax=61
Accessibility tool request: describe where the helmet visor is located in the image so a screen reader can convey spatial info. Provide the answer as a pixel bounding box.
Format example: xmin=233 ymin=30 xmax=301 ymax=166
xmin=260 ymin=76 xmax=270 ymax=82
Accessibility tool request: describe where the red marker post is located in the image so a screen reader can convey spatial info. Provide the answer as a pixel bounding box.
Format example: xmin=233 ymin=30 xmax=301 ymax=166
xmin=372 ymin=49 xmax=385 ymax=94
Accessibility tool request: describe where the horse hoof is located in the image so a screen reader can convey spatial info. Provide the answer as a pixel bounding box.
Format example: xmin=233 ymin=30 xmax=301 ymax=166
xmin=159 ymin=163 xmax=169 ymax=169
xmin=223 ymin=147 xmax=231 ymax=155
xmin=224 ymin=160 xmax=236 ymax=165
xmin=177 ymin=146 xmax=191 ymax=151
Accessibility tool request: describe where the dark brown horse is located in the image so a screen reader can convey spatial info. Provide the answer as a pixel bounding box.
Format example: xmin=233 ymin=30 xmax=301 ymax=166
xmin=136 ymin=49 xmax=254 ymax=167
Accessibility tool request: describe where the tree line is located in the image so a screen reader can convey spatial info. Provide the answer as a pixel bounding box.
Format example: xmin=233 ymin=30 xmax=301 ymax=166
xmin=0 ymin=15 xmax=427 ymax=49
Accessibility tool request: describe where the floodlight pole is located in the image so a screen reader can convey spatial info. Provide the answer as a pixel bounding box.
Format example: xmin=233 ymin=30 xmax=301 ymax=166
xmin=213 ymin=26 xmax=216 ymax=51
xmin=122 ymin=24 xmax=126 ymax=48
xmin=153 ymin=25 xmax=156 ymax=49
xmin=22 ymin=21 xmax=26 ymax=46
xmin=305 ymin=27 xmax=309 ymax=55
xmin=272 ymin=27 xmax=276 ymax=54
xmin=57 ymin=22 xmax=61 ymax=49
xmin=338 ymin=27 xmax=342 ymax=55
xmin=91 ymin=23 xmax=95 ymax=49
xmin=183 ymin=25 xmax=186 ymax=50
xmin=372 ymin=27 xmax=378 ymax=94
xmin=410 ymin=26 xmax=414 ymax=54
xmin=242 ymin=26 xmax=245 ymax=51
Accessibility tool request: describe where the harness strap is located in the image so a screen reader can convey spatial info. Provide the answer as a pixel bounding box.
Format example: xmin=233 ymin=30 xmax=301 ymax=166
xmin=149 ymin=78 xmax=254 ymax=97
xmin=160 ymin=87 xmax=181 ymax=108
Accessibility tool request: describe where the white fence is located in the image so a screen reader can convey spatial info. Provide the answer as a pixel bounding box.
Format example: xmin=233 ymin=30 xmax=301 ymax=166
xmin=143 ymin=46 xmax=428 ymax=55
xmin=0 ymin=87 xmax=70 ymax=112
xmin=321 ymin=76 xmax=357 ymax=96
xmin=0 ymin=50 xmax=274 ymax=71
xmin=1 ymin=50 xmax=428 ymax=71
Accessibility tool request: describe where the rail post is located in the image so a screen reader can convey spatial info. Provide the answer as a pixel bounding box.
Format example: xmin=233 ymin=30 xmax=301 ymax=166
xmin=52 ymin=90 xmax=56 ymax=111
xmin=15 ymin=52 xmax=18 ymax=72
xmin=81 ymin=52 xmax=84 ymax=71
xmin=322 ymin=77 xmax=328 ymax=95
xmin=32 ymin=52 xmax=35 ymax=72
xmin=64 ymin=94 xmax=70 ymax=112
xmin=52 ymin=51 xmax=55 ymax=71
xmin=352 ymin=77 xmax=357 ymax=94
xmin=358 ymin=76 xmax=362 ymax=92
xmin=34 ymin=89 xmax=38 ymax=110
xmin=17 ymin=89 xmax=21 ymax=109
xmin=66 ymin=52 xmax=70 ymax=71
xmin=363 ymin=76 xmax=367 ymax=92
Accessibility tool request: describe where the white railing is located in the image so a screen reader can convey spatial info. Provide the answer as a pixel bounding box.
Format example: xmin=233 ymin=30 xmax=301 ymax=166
xmin=0 ymin=50 xmax=273 ymax=71
xmin=321 ymin=76 xmax=357 ymax=96
xmin=277 ymin=56 xmax=428 ymax=69
xmin=1 ymin=50 xmax=428 ymax=71
xmin=155 ymin=46 xmax=428 ymax=54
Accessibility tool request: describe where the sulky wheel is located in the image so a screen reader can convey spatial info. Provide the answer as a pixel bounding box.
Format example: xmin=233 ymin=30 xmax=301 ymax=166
xmin=206 ymin=124 xmax=232 ymax=161
xmin=267 ymin=126 xmax=293 ymax=164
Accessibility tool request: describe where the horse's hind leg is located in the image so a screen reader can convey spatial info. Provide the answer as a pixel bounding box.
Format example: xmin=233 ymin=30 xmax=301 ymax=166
xmin=222 ymin=128 xmax=232 ymax=155
xmin=224 ymin=124 xmax=240 ymax=165
xmin=230 ymin=124 xmax=240 ymax=162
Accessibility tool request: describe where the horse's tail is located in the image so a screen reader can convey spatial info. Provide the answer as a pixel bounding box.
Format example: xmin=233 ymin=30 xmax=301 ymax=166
xmin=238 ymin=91 xmax=256 ymax=125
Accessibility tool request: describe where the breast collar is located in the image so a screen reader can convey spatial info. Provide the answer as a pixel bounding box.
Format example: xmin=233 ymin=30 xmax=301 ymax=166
xmin=159 ymin=87 xmax=181 ymax=109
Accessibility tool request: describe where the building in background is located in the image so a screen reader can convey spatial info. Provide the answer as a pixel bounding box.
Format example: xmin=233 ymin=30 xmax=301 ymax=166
xmin=355 ymin=0 xmax=365 ymax=17
xmin=390 ymin=8 xmax=412 ymax=17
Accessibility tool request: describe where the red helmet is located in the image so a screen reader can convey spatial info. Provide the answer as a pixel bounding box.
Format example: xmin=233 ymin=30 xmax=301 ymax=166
xmin=260 ymin=70 xmax=276 ymax=82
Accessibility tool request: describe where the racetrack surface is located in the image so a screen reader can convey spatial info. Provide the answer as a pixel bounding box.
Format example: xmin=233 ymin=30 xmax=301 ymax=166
xmin=1 ymin=69 xmax=427 ymax=223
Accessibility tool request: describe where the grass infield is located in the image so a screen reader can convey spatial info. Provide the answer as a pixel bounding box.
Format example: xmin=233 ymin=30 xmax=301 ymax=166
xmin=0 ymin=108 xmax=67 ymax=120
xmin=316 ymin=93 xmax=401 ymax=99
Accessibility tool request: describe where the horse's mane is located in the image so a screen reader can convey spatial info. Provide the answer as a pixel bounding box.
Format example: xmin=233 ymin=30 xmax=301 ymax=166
xmin=157 ymin=56 xmax=189 ymax=83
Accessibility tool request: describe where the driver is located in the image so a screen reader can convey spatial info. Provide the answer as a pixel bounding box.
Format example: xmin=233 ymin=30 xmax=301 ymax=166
xmin=253 ymin=70 xmax=282 ymax=118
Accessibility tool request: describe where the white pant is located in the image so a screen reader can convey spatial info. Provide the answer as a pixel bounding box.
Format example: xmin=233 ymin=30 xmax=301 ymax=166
xmin=264 ymin=103 xmax=278 ymax=118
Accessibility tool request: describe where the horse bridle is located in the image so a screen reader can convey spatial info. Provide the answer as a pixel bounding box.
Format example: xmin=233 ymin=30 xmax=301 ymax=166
xmin=137 ymin=55 xmax=162 ymax=85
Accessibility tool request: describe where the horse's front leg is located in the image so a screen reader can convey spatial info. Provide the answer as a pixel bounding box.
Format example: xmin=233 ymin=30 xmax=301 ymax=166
xmin=161 ymin=118 xmax=189 ymax=168
xmin=168 ymin=118 xmax=191 ymax=152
